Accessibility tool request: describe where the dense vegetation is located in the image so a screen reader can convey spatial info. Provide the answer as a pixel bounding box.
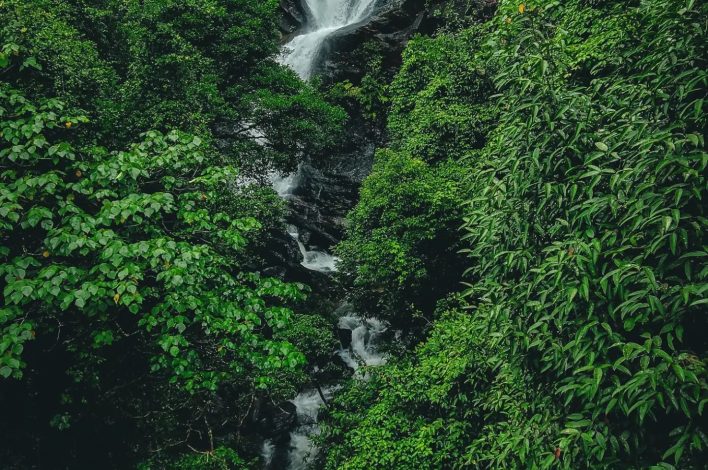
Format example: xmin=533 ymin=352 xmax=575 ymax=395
xmin=2 ymin=0 xmax=706 ymax=469
xmin=1 ymin=0 xmax=343 ymax=467
xmin=323 ymin=0 xmax=707 ymax=468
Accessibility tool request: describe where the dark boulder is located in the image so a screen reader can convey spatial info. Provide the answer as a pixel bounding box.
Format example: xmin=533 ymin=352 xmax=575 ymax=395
xmin=252 ymin=399 xmax=298 ymax=438
xmin=261 ymin=228 xmax=304 ymax=278
xmin=315 ymin=0 xmax=429 ymax=83
xmin=337 ymin=327 xmax=353 ymax=349
xmin=287 ymin=139 xmax=374 ymax=249
xmin=278 ymin=0 xmax=309 ymax=38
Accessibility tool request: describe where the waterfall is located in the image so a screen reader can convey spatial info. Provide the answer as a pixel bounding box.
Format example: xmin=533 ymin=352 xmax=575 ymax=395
xmin=261 ymin=439 xmax=275 ymax=467
xmin=270 ymin=164 xmax=341 ymax=273
xmin=288 ymin=224 xmax=339 ymax=273
xmin=337 ymin=315 xmax=387 ymax=373
xmin=270 ymin=169 xmax=299 ymax=198
xmin=279 ymin=0 xmax=379 ymax=79
xmin=282 ymin=310 xmax=387 ymax=470
xmin=262 ymin=2 xmax=387 ymax=468
xmin=272 ymin=0 xmax=382 ymax=272
xmin=285 ymin=386 xmax=338 ymax=468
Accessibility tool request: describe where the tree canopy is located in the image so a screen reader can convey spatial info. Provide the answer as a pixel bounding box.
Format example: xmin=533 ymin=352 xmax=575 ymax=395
xmin=1 ymin=0 xmax=344 ymax=467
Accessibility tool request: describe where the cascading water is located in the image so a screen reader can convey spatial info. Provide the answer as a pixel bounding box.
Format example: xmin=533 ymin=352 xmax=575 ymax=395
xmin=264 ymin=2 xmax=386 ymax=468
xmin=285 ymin=386 xmax=338 ymax=468
xmin=288 ymin=224 xmax=339 ymax=273
xmin=273 ymin=0 xmax=382 ymax=275
xmin=270 ymin=167 xmax=341 ymax=273
xmin=279 ymin=0 xmax=379 ymax=79
xmin=337 ymin=315 xmax=387 ymax=373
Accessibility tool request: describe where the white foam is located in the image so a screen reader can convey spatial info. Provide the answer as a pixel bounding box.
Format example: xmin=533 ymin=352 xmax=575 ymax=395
xmin=287 ymin=386 xmax=338 ymax=469
xmin=279 ymin=0 xmax=379 ymax=80
xmin=337 ymin=315 xmax=388 ymax=374
xmin=287 ymin=224 xmax=340 ymax=273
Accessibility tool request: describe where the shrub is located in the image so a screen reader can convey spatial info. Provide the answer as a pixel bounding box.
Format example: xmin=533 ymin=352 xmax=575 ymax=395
xmin=322 ymin=0 xmax=707 ymax=468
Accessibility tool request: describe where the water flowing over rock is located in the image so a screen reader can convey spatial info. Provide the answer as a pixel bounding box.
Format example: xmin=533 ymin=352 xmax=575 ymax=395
xmin=261 ymin=1 xmax=419 ymax=468
xmin=261 ymin=304 xmax=388 ymax=469
xmin=279 ymin=0 xmax=380 ymax=79
xmin=273 ymin=0 xmax=383 ymax=265
xmin=273 ymin=0 xmax=437 ymax=253
xmin=319 ymin=0 xmax=429 ymax=82
xmin=285 ymin=386 xmax=338 ymax=469
xmin=337 ymin=315 xmax=387 ymax=372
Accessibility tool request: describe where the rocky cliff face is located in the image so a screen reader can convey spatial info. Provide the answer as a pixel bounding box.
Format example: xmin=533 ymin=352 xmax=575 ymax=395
xmin=317 ymin=0 xmax=429 ymax=83
xmin=275 ymin=0 xmax=432 ymax=258
xmin=285 ymin=111 xmax=375 ymax=250
xmin=317 ymin=0 xmax=499 ymax=82
xmin=278 ymin=0 xmax=308 ymax=39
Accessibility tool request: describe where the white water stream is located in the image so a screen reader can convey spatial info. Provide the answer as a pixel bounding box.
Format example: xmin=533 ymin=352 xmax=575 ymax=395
xmin=265 ymin=1 xmax=385 ymax=468
xmin=273 ymin=0 xmax=382 ymax=274
xmin=286 ymin=386 xmax=338 ymax=468
xmin=267 ymin=307 xmax=387 ymax=469
xmin=268 ymin=308 xmax=387 ymax=470
xmin=288 ymin=224 xmax=339 ymax=273
xmin=279 ymin=0 xmax=379 ymax=79
xmin=337 ymin=315 xmax=387 ymax=373
xmin=270 ymin=168 xmax=341 ymax=273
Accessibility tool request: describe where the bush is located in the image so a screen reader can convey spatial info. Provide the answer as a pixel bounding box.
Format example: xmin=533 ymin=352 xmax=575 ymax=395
xmin=322 ymin=0 xmax=707 ymax=468
xmin=337 ymin=28 xmax=496 ymax=326
xmin=0 ymin=85 xmax=308 ymax=465
xmin=338 ymin=150 xmax=468 ymax=327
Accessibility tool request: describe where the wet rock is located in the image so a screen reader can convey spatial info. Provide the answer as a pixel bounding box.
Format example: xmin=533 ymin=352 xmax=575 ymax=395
xmin=279 ymin=0 xmax=308 ymax=37
xmin=286 ymin=120 xmax=376 ymax=250
xmin=261 ymin=228 xmax=303 ymax=277
xmin=314 ymin=0 xmax=498 ymax=83
xmin=315 ymin=0 xmax=429 ymax=83
xmin=337 ymin=327 xmax=353 ymax=348
xmin=260 ymin=228 xmax=337 ymax=299
xmin=253 ymin=399 xmax=298 ymax=438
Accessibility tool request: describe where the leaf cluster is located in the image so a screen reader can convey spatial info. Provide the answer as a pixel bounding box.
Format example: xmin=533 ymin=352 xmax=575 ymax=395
xmin=323 ymin=0 xmax=707 ymax=468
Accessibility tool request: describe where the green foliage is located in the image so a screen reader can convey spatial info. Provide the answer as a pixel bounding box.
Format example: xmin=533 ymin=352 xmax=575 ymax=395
xmin=387 ymin=27 xmax=495 ymax=162
xmin=1 ymin=85 xmax=304 ymax=387
xmin=0 ymin=0 xmax=118 ymax=123
xmin=0 ymin=0 xmax=349 ymax=465
xmin=338 ymin=27 xmax=499 ymax=325
xmin=426 ymin=0 xmax=498 ymax=30
xmin=338 ymin=150 xmax=468 ymax=326
xmin=327 ymin=41 xmax=392 ymax=125
xmin=324 ymin=0 xmax=707 ymax=468
xmin=269 ymin=313 xmax=343 ymax=399
xmin=140 ymin=446 xmax=249 ymax=470
xmin=276 ymin=313 xmax=338 ymax=368
xmin=246 ymin=62 xmax=347 ymax=171
xmin=320 ymin=309 xmax=551 ymax=469
xmin=0 ymin=81 xmax=309 ymax=466
xmin=0 ymin=0 xmax=345 ymax=171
